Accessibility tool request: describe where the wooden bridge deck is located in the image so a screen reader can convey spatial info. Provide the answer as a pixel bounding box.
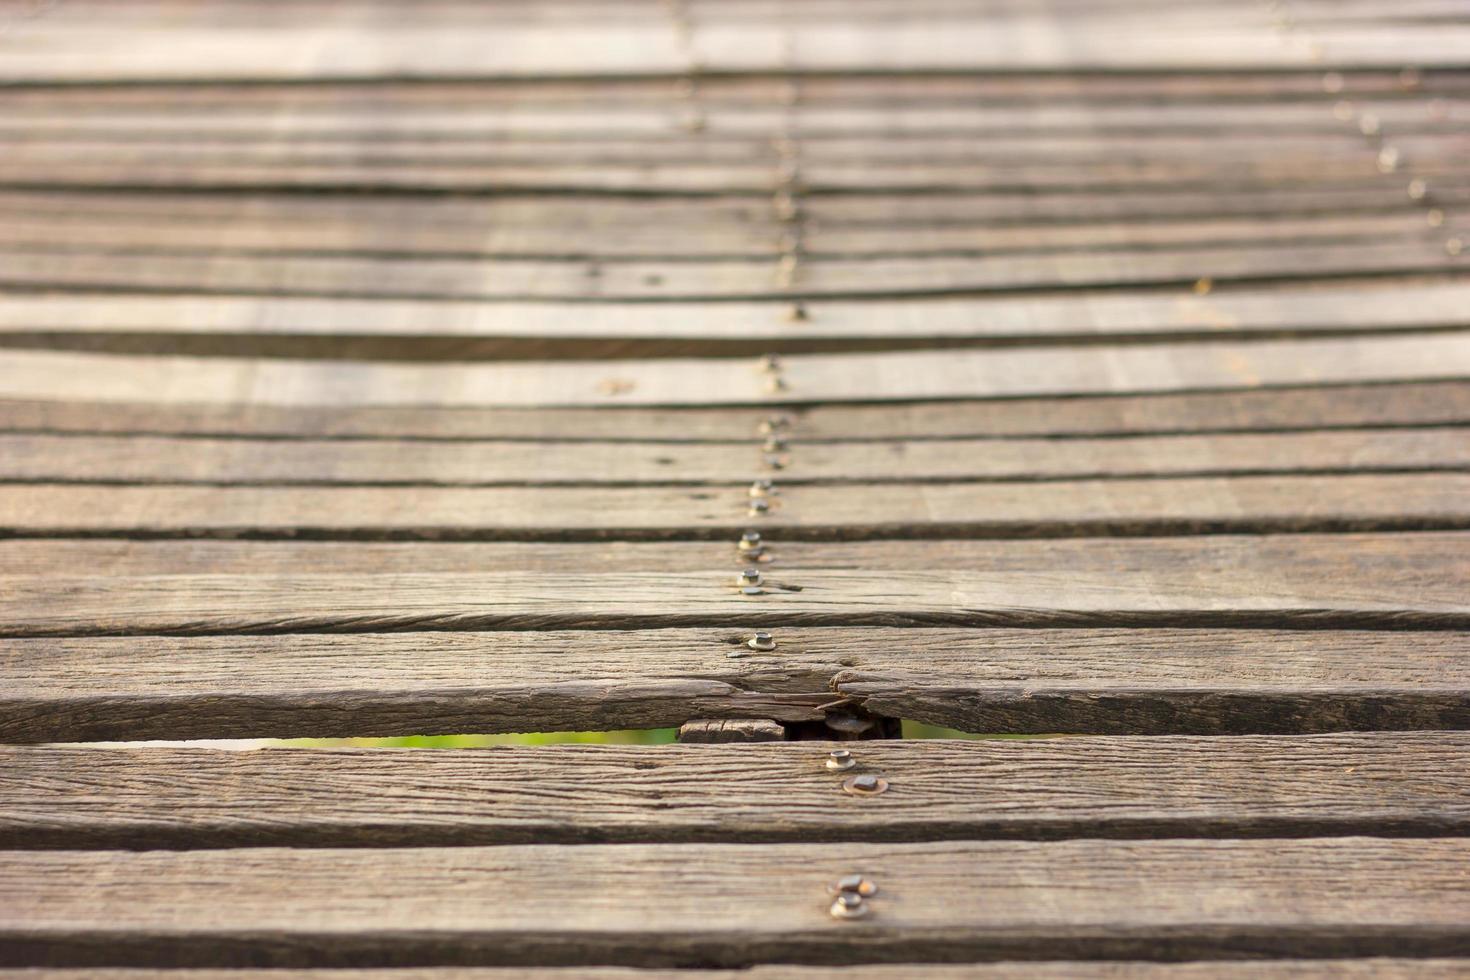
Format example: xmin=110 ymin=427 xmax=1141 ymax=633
xmin=2 ymin=0 xmax=1470 ymax=974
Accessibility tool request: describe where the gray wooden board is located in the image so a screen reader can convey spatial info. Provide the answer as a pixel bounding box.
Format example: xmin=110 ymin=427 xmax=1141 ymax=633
xmin=0 ymin=183 xmax=1448 ymax=232
xmin=2 ymin=625 xmax=1469 ymax=739
xmin=1 ymin=473 xmax=1466 ymax=538
xmin=2 ymin=839 xmax=1469 ymax=966
xmin=4 ymin=334 xmax=1467 ymax=407
xmin=4 ymin=383 xmax=1466 ymax=441
xmin=4 ymin=428 xmax=1465 ymax=485
xmin=2 ymin=734 xmax=1469 ymax=846
xmin=1 ymin=241 xmax=1460 ymax=300
xmin=0 ymin=529 xmax=1466 ymax=632
xmin=0 ymin=156 xmax=1452 ymax=193
xmin=0 ymin=210 xmax=1441 ymax=263
xmin=4 ymin=281 xmax=1470 ymax=356
xmin=2 ymin=102 xmax=1464 ymax=137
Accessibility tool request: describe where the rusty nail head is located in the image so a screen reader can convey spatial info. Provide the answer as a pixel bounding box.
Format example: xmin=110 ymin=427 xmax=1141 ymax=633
xmin=747 ymin=631 xmax=777 ymax=652
xmin=829 ymin=893 xmax=868 ymax=920
xmin=843 ymin=774 xmax=890 ymax=797
xmin=826 ymin=748 xmax=856 ymax=770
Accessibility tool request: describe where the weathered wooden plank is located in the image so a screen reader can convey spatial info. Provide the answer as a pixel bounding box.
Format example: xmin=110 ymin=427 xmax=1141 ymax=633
xmin=3 ymin=838 xmax=1468 ymax=966
xmin=4 ymin=963 xmax=1469 ymax=980
xmin=3 ymin=628 xmax=1467 ymax=741
xmin=3 ymin=530 xmax=1462 ymax=578
xmin=0 ymin=183 xmax=1446 ymax=234
xmin=0 ymin=68 xmax=1457 ymax=111
xmin=0 ymin=155 xmax=1450 ymax=193
xmin=1 ymin=473 xmax=1465 ymax=538
xmin=1 ymin=530 xmax=1466 ymax=635
xmin=8 ymin=133 xmax=1456 ymax=168
xmin=4 ymin=334 xmax=1467 ymax=408
xmin=0 ymin=208 xmax=1439 ymax=262
xmin=6 ymin=428 xmax=1464 ymax=485
xmin=3 ymin=734 xmax=1469 ymax=846
xmin=3 ymin=99 xmax=1461 ymax=140
xmin=676 ymin=718 xmax=788 ymax=743
xmin=1 ymin=241 xmax=1457 ymax=299
xmin=7 ymin=281 xmax=1470 ymax=360
xmin=4 ymin=383 xmax=1466 ymax=441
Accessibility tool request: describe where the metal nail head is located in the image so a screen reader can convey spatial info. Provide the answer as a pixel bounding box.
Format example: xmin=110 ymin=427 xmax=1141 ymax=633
xmin=749 ymin=479 xmax=774 ymax=498
xmin=842 ymin=774 xmax=890 ymax=797
xmin=747 ymin=631 xmax=777 ymax=652
xmin=738 ymin=531 xmax=764 ymax=555
xmin=829 ymin=892 xmax=868 ymax=920
xmin=826 ymin=748 xmax=857 ymax=770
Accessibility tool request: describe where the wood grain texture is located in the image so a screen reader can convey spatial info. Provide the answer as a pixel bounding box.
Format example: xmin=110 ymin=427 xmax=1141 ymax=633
xmin=5 ymin=21 xmax=1469 ymax=81
xmin=5 ymin=428 xmax=1464 ymax=485
xmin=4 ymin=734 xmax=1470 ymax=846
xmin=4 ymin=962 xmax=1470 ymax=979
xmin=3 ymin=838 xmax=1469 ymax=966
xmin=0 ymin=183 xmax=1449 ymax=241
xmin=676 ymin=718 xmax=787 ymax=743
xmin=3 ymin=334 xmax=1468 ymax=407
xmin=4 ymin=628 xmax=1467 ymax=741
xmin=3 ymin=531 xmax=1465 ymax=634
xmin=4 ymin=383 xmax=1467 ymax=441
xmin=0 ymin=158 xmax=1454 ymax=195
xmin=2 ymin=473 xmax=1466 ymax=539
xmin=5 ymin=280 xmax=1470 ymax=360
xmin=0 ymin=241 xmax=1459 ymax=299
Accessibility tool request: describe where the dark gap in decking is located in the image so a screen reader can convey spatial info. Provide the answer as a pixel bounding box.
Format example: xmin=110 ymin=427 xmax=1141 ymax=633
xmin=0 ymin=266 xmax=1466 ymax=306
xmin=3 ymin=926 xmax=1469 ymax=969
xmin=3 ymin=464 xmax=1468 ymax=488
xmin=4 ymin=516 xmax=1470 ymax=543
xmin=3 ymin=421 xmax=1468 ymax=442
xmin=9 ymin=817 xmax=1470 ymax=852
xmin=5 ymin=610 xmax=1469 ymax=639
xmin=5 ymin=325 xmax=1470 ymax=360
